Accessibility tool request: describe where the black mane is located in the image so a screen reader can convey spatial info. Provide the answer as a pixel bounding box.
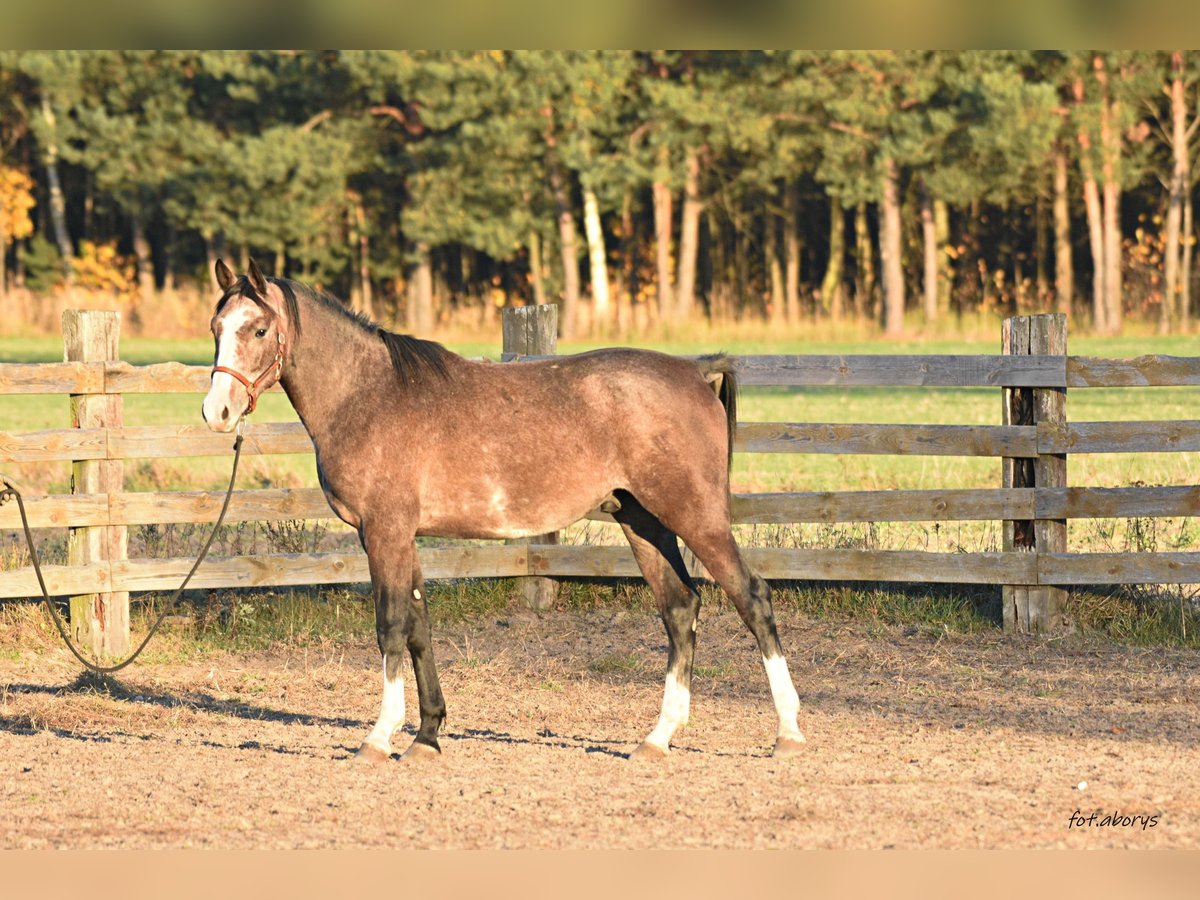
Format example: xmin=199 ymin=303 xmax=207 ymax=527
xmin=216 ymin=275 xmax=452 ymax=386
xmin=278 ymin=277 xmax=452 ymax=387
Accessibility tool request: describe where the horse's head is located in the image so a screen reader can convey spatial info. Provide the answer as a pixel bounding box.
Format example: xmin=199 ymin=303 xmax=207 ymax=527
xmin=202 ymin=258 xmax=292 ymax=432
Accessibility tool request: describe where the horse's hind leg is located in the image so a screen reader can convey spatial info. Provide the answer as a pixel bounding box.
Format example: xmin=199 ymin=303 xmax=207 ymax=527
xmin=681 ymin=526 xmax=805 ymax=756
xmin=612 ymin=492 xmax=702 ymax=759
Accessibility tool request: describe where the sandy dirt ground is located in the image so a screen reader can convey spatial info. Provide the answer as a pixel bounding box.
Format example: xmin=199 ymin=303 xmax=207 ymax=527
xmin=1 ymin=601 xmax=1196 ymax=849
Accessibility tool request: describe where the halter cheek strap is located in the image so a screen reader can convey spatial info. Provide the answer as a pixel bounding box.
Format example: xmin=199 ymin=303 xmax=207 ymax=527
xmin=212 ymin=332 xmax=286 ymax=416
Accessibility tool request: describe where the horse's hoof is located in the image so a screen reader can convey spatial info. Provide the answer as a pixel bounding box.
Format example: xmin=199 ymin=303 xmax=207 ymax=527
xmin=772 ymin=735 xmax=807 ymax=758
xmin=402 ymin=740 xmax=441 ymax=762
xmin=354 ymin=742 xmax=391 ymax=765
xmin=628 ymin=741 xmax=669 ymax=761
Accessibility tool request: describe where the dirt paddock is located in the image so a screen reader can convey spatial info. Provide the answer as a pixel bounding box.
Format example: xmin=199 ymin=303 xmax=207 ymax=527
xmin=1 ymin=601 xmax=1196 ymax=849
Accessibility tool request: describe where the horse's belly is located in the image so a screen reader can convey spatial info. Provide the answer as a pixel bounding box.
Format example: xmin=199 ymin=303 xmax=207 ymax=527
xmin=417 ymin=486 xmax=603 ymax=540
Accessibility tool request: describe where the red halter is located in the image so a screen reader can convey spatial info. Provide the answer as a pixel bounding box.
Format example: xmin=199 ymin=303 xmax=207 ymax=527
xmin=211 ymin=332 xmax=286 ymax=416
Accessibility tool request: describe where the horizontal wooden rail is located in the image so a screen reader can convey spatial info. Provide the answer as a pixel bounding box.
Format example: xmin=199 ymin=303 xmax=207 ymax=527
xmin=1039 ymin=552 xmax=1200 ymax=585
xmin=4 ymin=541 xmax=1200 ymax=600
xmin=7 ymin=355 xmax=1196 ymax=397
xmin=732 ymin=355 xmax=1067 ymax=387
xmin=8 ymin=485 xmax=1200 ymax=531
xmin=737 ymin=423 xmax=1035 ymax=456
xmin=0 ymin=362 xmax=105 ymax=394
xmin=1039 ymin=421 xmax=1200 ymax=454
xmin=1066 ymin=355 xmax=1200 ymax=387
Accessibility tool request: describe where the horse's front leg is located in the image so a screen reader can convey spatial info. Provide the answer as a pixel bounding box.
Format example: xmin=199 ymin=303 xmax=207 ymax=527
xmin=401 ymin=549 xmax=446 ymax=760
xmin=354 ymin=524 xmax=419 ymax=764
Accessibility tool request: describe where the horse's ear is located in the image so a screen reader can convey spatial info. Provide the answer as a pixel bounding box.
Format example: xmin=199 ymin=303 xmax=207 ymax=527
xmin=247 ymin=258 xmax=269 ymax=296
xmin=215 ymin=259 xmax=236 ymax=292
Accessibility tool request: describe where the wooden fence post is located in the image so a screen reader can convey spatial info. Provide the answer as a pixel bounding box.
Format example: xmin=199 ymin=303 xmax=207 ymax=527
xmin=1002 ymin=313 xmax=1068 ymax=633
xmin=501 ymin=304 xmax=559 ymax=611
xmin=63 ymin=309 xmax=129 ymax=656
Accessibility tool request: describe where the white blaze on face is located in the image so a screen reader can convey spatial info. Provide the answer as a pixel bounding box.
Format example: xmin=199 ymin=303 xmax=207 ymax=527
xmin=202 ymin=305 xmax=256 ymax=431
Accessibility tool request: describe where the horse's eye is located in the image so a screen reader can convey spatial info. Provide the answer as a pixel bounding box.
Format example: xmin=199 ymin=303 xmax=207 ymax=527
xmin=255 ymin=329 xmax=268 ymax=338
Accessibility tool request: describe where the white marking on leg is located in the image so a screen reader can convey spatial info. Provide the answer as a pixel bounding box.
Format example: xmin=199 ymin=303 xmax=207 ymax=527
xmin=363 ymin=654 xmax=406 ymax=754
xmin=642 ymin=670 xmax=691 ymax=752
xmin=413 ymin=589 xmax=421 ymax=600
xmin=763 ymin=654 xmax=805 ymax=741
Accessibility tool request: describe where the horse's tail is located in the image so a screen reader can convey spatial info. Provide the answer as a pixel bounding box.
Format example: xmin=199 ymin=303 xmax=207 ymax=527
xmin=698 ymin=353 xmax=738 ymax=473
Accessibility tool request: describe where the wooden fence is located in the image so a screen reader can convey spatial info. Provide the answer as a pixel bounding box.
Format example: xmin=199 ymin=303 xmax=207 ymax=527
xmin=1 ymin=309 xmax=1198 ymax=653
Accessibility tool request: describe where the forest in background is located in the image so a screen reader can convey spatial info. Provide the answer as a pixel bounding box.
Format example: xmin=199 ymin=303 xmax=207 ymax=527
xmin=0 ymin=50 xmax=1198 ymax=339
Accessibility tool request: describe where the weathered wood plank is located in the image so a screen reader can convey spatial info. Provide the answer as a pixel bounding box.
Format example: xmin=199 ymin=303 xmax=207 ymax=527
xmin=496 ymin=353 xmax=1067 ymax=387
xmin=104 ymin=361 xmax=288 ymax=395
xmin=1039 ymin=421 xmax=1200 ymax=454
xmin=736 ymin=423 xmax=1036 ymax=457
xmin=1038 ymin=485 xmax=1200 ymax=520
xmin=0 ymin=428 xmax=107 ymax=462
xmin=0 ymin=362 xmax=104 ymax=395
xmin=730 ymin=489 xmax=1034 ymax=523
xmin=731 ymin=355 xmax=1066 ymax=387
xmin=1068 ymin=355 xmax=1200 ymax=387
xmin=1040 ymin=552 xmax=1200 ymax=585
xmin=529 ymin=545 xmax=1038 ymax=584
xmin=64 ymin=308 xmax=130 ymax=656
xmin=109 ymin=422 xmax=314 ymax=459
xmin=110 ymin=488 xmax=338 ymax=526
xmin=105 ymin=361 xmax=209 ymax=394
xmin=110 ymin=545 xmax=529 ymax=591
xmin=0 ymin=562 xmax=111 ymax=599
xmin=0 ymin=493 xmax=109 ymax=529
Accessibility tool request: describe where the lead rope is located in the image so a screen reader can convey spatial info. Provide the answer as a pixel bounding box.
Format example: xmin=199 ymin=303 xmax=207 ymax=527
xmin=0 ymin=429 xmax=245 ymax=675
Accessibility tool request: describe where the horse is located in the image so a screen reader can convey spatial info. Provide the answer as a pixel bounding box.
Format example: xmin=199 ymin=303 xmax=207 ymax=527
xmin=201 ymin=259 xmax=805 ymax=762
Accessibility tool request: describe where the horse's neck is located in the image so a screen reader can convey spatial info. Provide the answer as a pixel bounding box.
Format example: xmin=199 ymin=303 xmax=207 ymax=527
xmin=280 ymin=302 xmax=382 ymax=446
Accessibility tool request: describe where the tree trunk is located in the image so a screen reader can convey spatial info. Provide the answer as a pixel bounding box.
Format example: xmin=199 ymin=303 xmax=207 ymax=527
xmin=1074 ymin=77 xmax=1107 ymax=332
xmin=130 ymin=210 xmax=155 ymax=299
xmin=1163 ymin=50 xmax=1188 ymax=334
xmin=735 ymin=224 xmax=749 ymax=320
xmin=162 ymin=222 xmax=176 ymax=293
xmin=620 ymin=186 xmax=635 ymax=331
xmin=880 ymin=156 xmax=905 ymax=336
xmin=203 ymin=233 xmax=221 ymax=294
xmin=39 ymin=96 xmax=74 ymax=283
xmin=652 ymin=178 xmax=674 ymax=321
xmin=676 ymin=149 xmax=702 ymax=321
xmin=1052 ymin=143 xmax=1074 ymax=317
xmin=854 ymin=200 xmax=875 ymax=319
xmin=1034 ymin=192 xmax=1049 ymax=307
xmin=820 ymin=196 xmax=844 ymax=320
xmin=1183 ymin=190 xmax=1194 ymax=332
xmin=784 ymin=180 xmax=802 ymax=323
xmin=919 ymin=179 xmax=938 ymax=325
xmin=407 ymin=241 xmax=434 ymax=334
xmin=1095 ymin=55 xmax=1122 ymax=334
xmin=529 ymin=228 xmax=547 ymax=308
xmin=544 ymin=115 xmax=579 ymax=338
xmin=765 ymin=201 xmax=784 ymax=323
xmin=581 ymin=185 xmax=610 ymax=333
xmin=934 ymin=199 xmax=952 ymax=318
xmin=354 ymin=200 xmax=374 ymax=320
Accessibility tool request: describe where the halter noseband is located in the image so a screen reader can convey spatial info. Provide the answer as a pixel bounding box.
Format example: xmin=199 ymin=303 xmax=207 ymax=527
xmin=211 ymin=332 xmax=286 ymax=416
